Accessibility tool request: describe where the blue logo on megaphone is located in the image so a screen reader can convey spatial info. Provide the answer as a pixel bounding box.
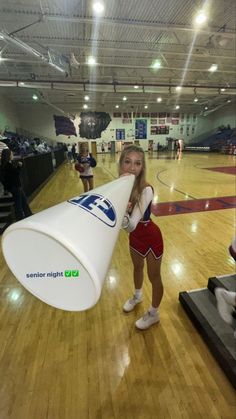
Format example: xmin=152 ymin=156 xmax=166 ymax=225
xmin=68 ymin=194 xmax=117 ymax=227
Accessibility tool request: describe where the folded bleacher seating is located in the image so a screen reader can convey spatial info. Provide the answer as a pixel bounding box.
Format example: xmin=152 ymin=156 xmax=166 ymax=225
xmin=179 ymin=274 xmax=236 ymax=389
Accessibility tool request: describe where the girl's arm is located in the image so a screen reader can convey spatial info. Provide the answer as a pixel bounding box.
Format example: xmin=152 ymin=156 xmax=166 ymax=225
xmin=122 ymin=186 xmax=153 ymax=232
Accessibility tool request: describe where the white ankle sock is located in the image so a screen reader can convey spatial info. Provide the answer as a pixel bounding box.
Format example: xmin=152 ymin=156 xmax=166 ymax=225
xmin=135 ymin=289 xmax=142 ymax=299
xmin=224 ymin=290 xmax=236 ymax=306
xmin=149 ymin=305 xmax=158 ymax=316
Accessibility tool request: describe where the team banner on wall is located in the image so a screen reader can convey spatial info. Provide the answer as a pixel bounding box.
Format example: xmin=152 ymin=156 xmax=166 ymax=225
xmin=116 ymin=129 xmax=125 ymax=140
xmin=54 ymin=115 xmax=77 ymax=136
xmin=135 ymin=119 xmax=147 ymax=139
xmin=79 ymin=112 xmax=111 ymax=139
xmin=2 ymin=175 xmax=135 ymax=311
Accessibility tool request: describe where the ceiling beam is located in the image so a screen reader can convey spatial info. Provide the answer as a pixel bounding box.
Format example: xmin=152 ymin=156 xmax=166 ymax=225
xmin=45 ymin=15 xmax=236 ymax=39
xmin=1 ymin=11 xmax=235 ymax=38
xmin=0 ymin=78 xmax=235 ymax=90
xmin=1 ymin=58 xmax=235 ymax=74
xmin=42 ymin=40 xmax=236 ymax=61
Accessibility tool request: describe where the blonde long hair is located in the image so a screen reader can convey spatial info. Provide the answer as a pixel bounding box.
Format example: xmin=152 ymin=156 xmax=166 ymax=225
xmin=119 ymin=145 xmax=147 ymax=211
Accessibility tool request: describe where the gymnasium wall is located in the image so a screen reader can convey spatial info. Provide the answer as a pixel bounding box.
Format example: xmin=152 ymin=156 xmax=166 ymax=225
xmin=191 ymin=106 xmax=236 ymax=145
xmin=0 ymin=94 xmax=20 ymax=134
xmin=17 ymin=105 xmax=199 ymax=146
xmin=0 ymin=93 xmax=235 ymax=149
xmin=16 ymin=103 xmax=58 ymax=142
xmin=210 ymin=106 xmax=236 ymax=130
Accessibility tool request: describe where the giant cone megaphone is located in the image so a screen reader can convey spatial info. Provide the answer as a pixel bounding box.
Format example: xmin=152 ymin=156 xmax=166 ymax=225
xmin=2 ymin=174 xmax=135 ymax=311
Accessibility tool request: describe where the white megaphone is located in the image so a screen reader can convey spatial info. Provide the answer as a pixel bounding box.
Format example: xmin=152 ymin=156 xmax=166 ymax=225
xmin=2 ymin=175 xmax=135 ymax=311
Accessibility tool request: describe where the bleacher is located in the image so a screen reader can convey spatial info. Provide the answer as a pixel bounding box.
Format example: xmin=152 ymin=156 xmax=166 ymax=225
xmin=0 ymin=132 xmax=66 ymax=233
xmin=0 ymin=191 xmax=14 ymax=234
xmin=185 ymin=127 xmax=236 ymax=154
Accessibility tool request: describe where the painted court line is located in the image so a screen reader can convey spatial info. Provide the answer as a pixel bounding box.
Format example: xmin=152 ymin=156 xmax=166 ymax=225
xmin=152 ymin=196 xmax=236 ymax=217
xmin=203 ymin=166 xmax=236 ymax=175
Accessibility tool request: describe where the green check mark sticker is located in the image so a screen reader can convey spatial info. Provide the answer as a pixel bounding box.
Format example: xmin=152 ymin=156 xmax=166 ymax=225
xmin=64 ymin=270 xmax=79 ymax=277
xmin=65 ymin=270 xmax=72 ymax=277
xmin=72 ymin=270 xmax=79 ymax=277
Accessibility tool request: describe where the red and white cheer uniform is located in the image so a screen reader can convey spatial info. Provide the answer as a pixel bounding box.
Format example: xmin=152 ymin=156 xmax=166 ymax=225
xmin=122 ymin=186 xmax=163 ymax=259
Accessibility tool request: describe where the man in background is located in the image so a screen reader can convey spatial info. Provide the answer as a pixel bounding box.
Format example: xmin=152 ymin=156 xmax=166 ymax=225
xmin=0 ymin=138 xmax=9 ymax=195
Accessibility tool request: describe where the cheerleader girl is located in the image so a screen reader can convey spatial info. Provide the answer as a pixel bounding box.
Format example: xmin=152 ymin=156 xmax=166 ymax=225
xmin=119 ymin=145 xmax=164 ymax=330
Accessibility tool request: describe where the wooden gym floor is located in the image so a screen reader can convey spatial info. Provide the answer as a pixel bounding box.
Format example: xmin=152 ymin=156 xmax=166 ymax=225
xmin=0 ymin=151 xmax=235 ymax=419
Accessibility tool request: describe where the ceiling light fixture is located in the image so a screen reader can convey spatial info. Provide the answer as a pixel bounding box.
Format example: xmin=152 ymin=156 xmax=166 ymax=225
xmin=176 ymin=86 xmax=182 ymax=91
xmin=134 ymin=85 xmax=139 ymax=89
xmin=208 ymin=64 xmax=218 ymax=72
xmin=123 ymin=96 xmax=127 ymax=101
xmin=195 ymin=10 xmax=207 ymax=25
xmin=151 ymin=59 xmax=161 ymax=69
xmin=157 ymin=97 xmax=162 ymax=102
xmin=87 ymin=56 xmax=96 ymax=66
xmin=84 ymin=95 xmax=90 ymax=101
xmin=92 ymin=1 xmax=105 ymax=14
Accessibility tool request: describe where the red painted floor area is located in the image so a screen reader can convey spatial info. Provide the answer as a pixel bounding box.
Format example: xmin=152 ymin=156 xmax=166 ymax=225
xmin=152 ymin=196 xmax=236 ymax=217
xmin=204 ymin=166 xmax=236 ymax=175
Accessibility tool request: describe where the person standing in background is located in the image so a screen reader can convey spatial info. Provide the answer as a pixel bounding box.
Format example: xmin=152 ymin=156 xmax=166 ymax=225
xmin=0 ymin=140 xmax=9 ymax=195
xmin=76 ymin=143 xmax=97 ymax=192
xmin=1 ymin=148 xmax=32 ymax=220
xmin=0 ymin=140 xmax=8 ymax=158
xmin=72 ymin=143 xmax=77 ymax=162
xmin=67 ymin=144 xmax=73 ymax=163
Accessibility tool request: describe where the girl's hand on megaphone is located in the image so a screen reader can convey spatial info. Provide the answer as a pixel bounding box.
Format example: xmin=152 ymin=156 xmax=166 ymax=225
xmin=127 ymin=202 xmax=132 ymax=214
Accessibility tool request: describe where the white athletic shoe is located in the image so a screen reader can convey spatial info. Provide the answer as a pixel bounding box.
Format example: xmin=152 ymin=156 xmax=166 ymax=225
xmin=215 ymin=288 xmax=233 ymax=325
xmin=123 ymin=295 xmax=143 ymax=312
xmin=135 ymin=310 xmax=160 ymax=330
